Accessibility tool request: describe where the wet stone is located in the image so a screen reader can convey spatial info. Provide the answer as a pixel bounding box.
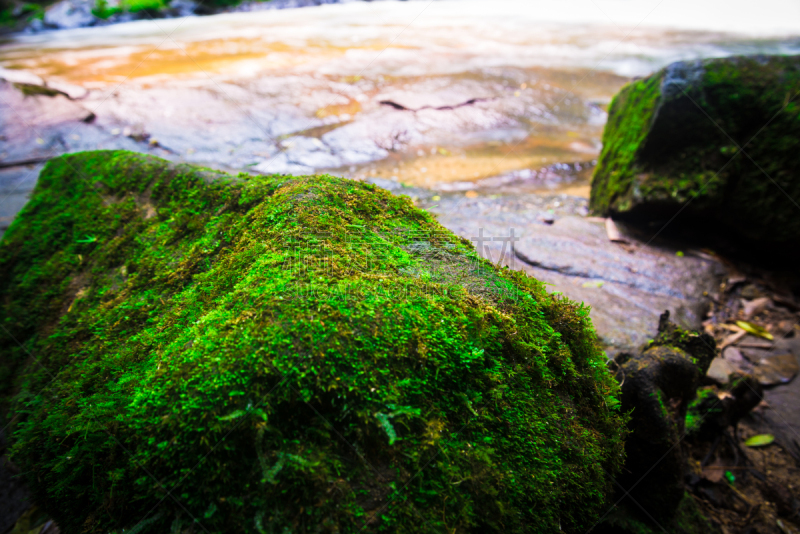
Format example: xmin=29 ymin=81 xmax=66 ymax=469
xmin=427 ymin=191 xmax=724 ymax=354
xmin=707 ymin=357 xmax=735 ymax=385
xmin=753 ymin=354 xmax=799 ymax=387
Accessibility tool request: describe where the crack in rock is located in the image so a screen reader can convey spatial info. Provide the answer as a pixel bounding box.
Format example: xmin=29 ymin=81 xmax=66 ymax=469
xmin=514 ymin=249 xmax=598 ymax=280
xmin=379 ymin=97 xmax=494 ymax=112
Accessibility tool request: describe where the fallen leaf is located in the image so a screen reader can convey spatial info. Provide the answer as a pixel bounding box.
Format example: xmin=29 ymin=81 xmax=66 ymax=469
xmin=728 ymin=274 xmax=747 ymax=286
xmin=719 ymin=330 xmax=747 ymax=350
xmin=582 ymin=281 xmax=604 ymax=288
xmin=735 ymin=321 xmax=774 ymax=340
xmin=744 ymin=434 xmax=774 ymax=447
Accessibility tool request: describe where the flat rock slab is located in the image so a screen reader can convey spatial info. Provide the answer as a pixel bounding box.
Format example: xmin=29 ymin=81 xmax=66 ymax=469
xmin=426 ymin=192 xmax=723 ymax=354
xmin=754 ymin=336 xmax=800 ymax=457
xmin=0 ymin=164 xmax=43 ymax=238
xmin=0 ymin=80 xmax=165 ymax=239
xmin=0 ymin=80 xmax=156 ymax=166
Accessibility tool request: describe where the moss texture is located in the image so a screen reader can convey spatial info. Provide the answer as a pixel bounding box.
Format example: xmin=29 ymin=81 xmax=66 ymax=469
xmin=611 ymin=312 xmax=714 ymax=524
xmin=590 ymin=55 xmax=800 ymax=248
xmin=12 ymin=82 xmax=65 ymax=98
xmin=0 ymin=151 xmax=626 ymax=534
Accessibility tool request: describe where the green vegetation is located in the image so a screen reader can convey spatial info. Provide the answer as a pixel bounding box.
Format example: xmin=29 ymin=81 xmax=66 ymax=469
xmin=685 ymin=387 xmax=719 ymax=436
xmin=590 ymin=55 xmax=800 ymax=248
xmin=92 ymin=0 xmax=167 ymax=18
xmin=2 ymin=0 xmax=264 ymax=27
xmin=12 ymin=82 xmax=64 ymax=97
xmin=1 ymin=151 xmax=625 ymax=534
xmin=0 ymin=0 xmax=44 ymax=27
xmin=589 ymin=73 xmax=662 ymax=214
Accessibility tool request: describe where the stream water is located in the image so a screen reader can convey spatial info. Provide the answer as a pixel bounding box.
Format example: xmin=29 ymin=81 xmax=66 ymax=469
xmin=1 ymin=0 xmax=800 ymax=352
xmin=2 ymin=0 xmax=800 ymax=192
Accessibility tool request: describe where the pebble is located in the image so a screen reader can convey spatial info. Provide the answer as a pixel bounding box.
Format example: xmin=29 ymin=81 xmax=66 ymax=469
xmin=707 ymin=357 xmax=735 ymax=384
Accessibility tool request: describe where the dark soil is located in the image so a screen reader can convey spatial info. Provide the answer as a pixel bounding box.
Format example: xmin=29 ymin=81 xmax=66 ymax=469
xmin=686 ymin=256 xmax=800 ymax=534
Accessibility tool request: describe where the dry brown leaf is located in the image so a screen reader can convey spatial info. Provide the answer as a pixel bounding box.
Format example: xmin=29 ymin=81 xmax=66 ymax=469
xmin=721 ymin=323 xmax=746 ymax=333
xmin=719 ymin=330 xmax=747 ymax=350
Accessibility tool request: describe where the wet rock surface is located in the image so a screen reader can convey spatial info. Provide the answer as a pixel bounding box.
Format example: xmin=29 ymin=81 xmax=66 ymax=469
xmin=71 ymin=69 xmax=606 ymax=178
xmin=0 ymin=164 xmax=42 ymax=235
xmin=0 ymin=63 xmax=615 ymax=237
xmin=0 ymin=79 xmax=148 ymax=236
xmin=418 ymin=189 xmax=723 ymax=354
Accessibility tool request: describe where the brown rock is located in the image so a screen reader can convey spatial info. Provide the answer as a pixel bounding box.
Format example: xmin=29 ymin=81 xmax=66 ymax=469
xmin=754 ymin=354 xmax=799 ymax=386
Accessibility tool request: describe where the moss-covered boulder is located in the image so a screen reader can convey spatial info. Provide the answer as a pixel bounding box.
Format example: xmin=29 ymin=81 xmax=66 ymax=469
xmin=610 ymin=312 xmax=715 ymax=524
xmin=598 ymin=312 xmax=718 ymax=534
xmin=0 ymin=151 xmax=625 ymax=534
xmin=590 ymin=55 xmax=800 ymax=255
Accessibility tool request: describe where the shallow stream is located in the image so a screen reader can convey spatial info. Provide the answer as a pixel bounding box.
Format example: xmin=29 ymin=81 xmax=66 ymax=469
xmin=2 ymin=0 xmax=799 ymax=192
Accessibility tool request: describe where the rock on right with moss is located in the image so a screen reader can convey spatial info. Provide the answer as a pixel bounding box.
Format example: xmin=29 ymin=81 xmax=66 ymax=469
xmin=590 ymin=55 xmax=800 ymax=260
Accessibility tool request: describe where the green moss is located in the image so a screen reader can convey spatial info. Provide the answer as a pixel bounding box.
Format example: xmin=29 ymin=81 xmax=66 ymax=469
xmin=92 ymin=0 xmax=166 ymax=18
xmin=13 ymin=82 xmax=64 ymax=98
xmin=685 ymin=387 xmax=718 ymax=435
xmin=590 ymin=55 xmax=800 ymax=247
xmin=0 ymin=1 xmax=46 ymax=27
xmin=1 ymin=151 xmax=626 ymax=534
xmin=589 ymin=74 xmax=662 ymax=214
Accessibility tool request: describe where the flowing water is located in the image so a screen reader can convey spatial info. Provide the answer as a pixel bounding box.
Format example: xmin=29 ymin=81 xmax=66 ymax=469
xmin=2 ymin=0 xmax=799 ymax=193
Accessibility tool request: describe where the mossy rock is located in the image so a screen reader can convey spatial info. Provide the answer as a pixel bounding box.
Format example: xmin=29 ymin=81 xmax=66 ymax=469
xmin=590 ymin=55 xmax=800 ymax=256
xmin=0 ymin=151 xmax=626 ymax=534
xmin=610 ymin=312 xmax=715 ymax=523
